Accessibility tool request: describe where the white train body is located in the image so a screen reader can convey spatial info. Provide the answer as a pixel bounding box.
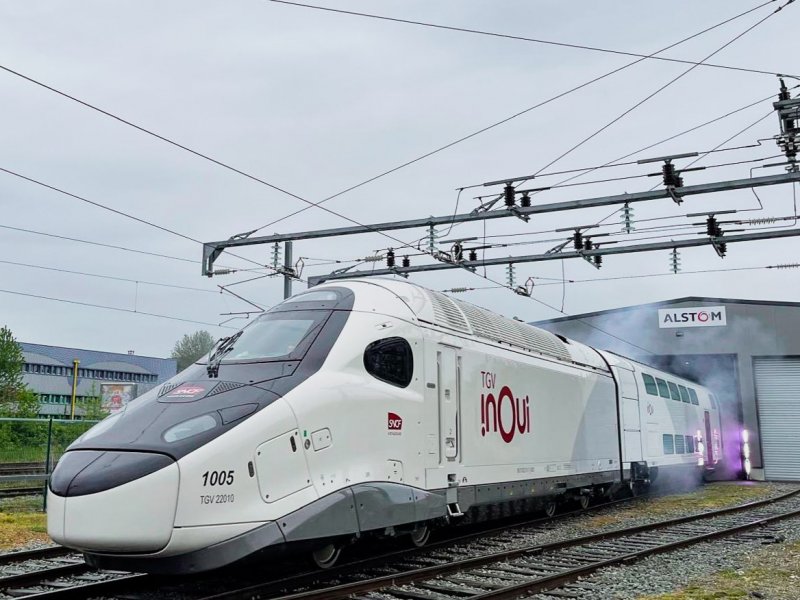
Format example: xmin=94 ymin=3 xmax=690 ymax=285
xmin=47 ymin=279 xmax=723 ymax=573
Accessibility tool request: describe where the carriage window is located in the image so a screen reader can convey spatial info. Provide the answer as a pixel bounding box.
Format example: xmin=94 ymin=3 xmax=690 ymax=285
xmin=678 ymin=385 xmax=691 ymax=403
xmin=685 ymin=435 xmax=695 ymax=453
xmin=674 ymin=434 xmax=686 ymax=454
xmin=667 ymin=382 xmax=681 ymax=402
xmin=709 ymin=393 xmax=718 ymax=409
xmin=656 ymin=378 xmax=670 ymax=399
xmin=663 ymin=434 xmax=674 ymax=455
xmin=642 ymin=373 xmax=658 ymax=396
xmin=364 ymin=337 xmax=414 ymax=388
xmin=688 ymin=388 xmax=700 ymax=405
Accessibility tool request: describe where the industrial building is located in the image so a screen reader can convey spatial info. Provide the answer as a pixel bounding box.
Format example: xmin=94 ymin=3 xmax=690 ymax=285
xmin=535 ymin=297 xmax=800 ymax=482
xmin=20 ymin=342 xmax=177 ymax=418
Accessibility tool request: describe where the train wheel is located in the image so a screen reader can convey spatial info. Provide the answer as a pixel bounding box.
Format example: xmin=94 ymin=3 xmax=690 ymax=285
xmin=544 ymin=500 xmax=557 ymax=518
xmin=311 ymin=543 xmax=341 ymax=569
xmin=409 ymin=524 xmax=431 ymax=548
xmin=578 ymin=495 xmax=590 ymax=510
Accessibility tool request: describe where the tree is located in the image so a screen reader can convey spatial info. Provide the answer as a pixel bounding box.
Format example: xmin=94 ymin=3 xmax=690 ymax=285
xmin=171 ymin=330 xmax=216 ymax=372
xmin=0 ymin=326 xmax=25 ymax=394
xmin=0 ymin=326 xmax=39 ymax=417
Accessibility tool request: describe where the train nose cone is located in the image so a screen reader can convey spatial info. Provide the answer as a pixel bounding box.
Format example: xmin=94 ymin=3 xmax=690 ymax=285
xmin=48 ymin=450 xmax=179 ymax=553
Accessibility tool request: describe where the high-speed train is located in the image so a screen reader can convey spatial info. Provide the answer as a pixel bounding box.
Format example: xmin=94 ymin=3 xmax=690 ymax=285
xmin=47 ymin=278 xmax=723 ymax=574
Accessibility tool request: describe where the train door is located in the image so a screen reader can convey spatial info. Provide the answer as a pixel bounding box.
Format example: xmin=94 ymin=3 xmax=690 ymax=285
xmin=437 ymin=345 xmax=460 ymax=463
xmin=704 ymin=411 xmax=714 ymax=464
xmin=616 ymin=367 xmax=643 ymax=462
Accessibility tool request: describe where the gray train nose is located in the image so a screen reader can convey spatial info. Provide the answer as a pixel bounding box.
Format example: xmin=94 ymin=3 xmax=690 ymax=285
xmin=50 ymin=450 xmax=174 ymax=497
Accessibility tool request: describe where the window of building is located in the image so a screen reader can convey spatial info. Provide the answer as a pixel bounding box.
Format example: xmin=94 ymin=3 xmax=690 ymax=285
xmin=675 ymin=434 xmax=686 ymax=454
xmin=642 ymin=373 xmax=658 ymax=395
xmin=678 ymin=385 xmax=691 ymax=403
xmin=663 ymin=434 xmax=674 ymax=455
xmin=667 ymin=381 xmax=681 ymax=402
xmin=685 ymin=435 xmax=695 ymax=453
xmin=656 ymin=378 xmax=670 ymax=399
xmin=688 ymin=388 xmax=700 ymax=405
xmin=363 ymin=337 xmax=414 ymax=388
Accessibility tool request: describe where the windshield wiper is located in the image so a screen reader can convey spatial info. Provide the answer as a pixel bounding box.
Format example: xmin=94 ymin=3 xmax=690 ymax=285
xmin=206 ymin=331 xmax=243 ymax=378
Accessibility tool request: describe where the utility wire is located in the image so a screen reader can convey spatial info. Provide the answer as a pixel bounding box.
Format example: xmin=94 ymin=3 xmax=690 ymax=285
xmin=252 ymin=0 xmax=778 ymax=234
xmin=0 ymin=223 xmax=198 ymax=264
xmin=0 ymin=259 xmax=219 ymax=294
xmin=532 ymin=0 xmax=793 ymax=177
xmin=0 ymin=0 xmax=775 ymax=251
xmin=268 ymin=0 xmax=791 ymax=78
xmin=1 ymin=167 xmax=304 ymax=284
xmin=0 ymin=288 xmax=235 ymax=329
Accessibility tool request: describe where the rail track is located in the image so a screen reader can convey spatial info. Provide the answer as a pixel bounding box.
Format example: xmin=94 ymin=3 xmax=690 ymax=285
xmin=3 ymin=487 xmax=798 ymax=600
xmin=0 ymin=462 xmax=47 ymax=476
xmin=0 ymin=486 xmax=43 ymax=499
xmin=0 ymin=493 xmax=635 ymax=599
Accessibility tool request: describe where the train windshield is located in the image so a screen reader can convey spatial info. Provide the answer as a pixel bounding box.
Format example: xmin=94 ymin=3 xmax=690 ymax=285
xmin=219 ymin=309 xmax=329 ymax=362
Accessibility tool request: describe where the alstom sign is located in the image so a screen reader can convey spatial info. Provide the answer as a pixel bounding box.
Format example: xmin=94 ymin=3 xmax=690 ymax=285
xmin=658 ymin=306 xmax=727 ymax=328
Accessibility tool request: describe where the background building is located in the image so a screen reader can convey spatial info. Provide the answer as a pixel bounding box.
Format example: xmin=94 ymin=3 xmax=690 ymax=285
xmin=535 ymin=297 xmax=800 ymax=482
xmin=20 ymin=342 xmax=177 ymax=418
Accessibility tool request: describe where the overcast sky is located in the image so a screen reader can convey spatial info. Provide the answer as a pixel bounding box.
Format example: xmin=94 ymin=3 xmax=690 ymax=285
xmin=1 ymin=0 xmax=798 ymax=358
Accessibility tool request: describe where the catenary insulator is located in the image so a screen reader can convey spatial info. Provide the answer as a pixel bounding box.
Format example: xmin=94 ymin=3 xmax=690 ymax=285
xmin=663 ymin=161 xmax=684 ymax=188
xmin=573 ymin=230 xmax=583 ymax=251
xmin=452 ymin=243 xmax=464 ymax=262
xmin=504 ymin=184 xmax=516 ymax=207
xmin=584 ymin=238 xmax=593 ymax=252
xmin=386 ymin=248 xmax=395 ymax=268
xmin=402 ymin=255 xmax=410 ymax=268
xmin=706 ymin=215 xmax=722 ymax=237
xmin=520 ymin=193 xmax=531 ymax=208
xmin=593 ymin=253 xmax=602 ymax=268
xmin=468 ymin=249 xmax=478 ymax=262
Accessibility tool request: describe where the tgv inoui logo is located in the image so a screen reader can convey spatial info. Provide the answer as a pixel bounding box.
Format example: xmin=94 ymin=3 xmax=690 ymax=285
xmin=479 ymin=371 xmax=531 ymax=443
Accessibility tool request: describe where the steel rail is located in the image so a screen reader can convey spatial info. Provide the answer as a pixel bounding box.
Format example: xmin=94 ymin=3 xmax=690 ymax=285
xmin=0 ymin=563 xmax=89 ymax=590
xmin=0 ymin=546 xmax=71 ymax=567
xmin=225 ymin=488 xmax=800 ymax=600
xmin=0 ymin=486 xmax=44 ymax=498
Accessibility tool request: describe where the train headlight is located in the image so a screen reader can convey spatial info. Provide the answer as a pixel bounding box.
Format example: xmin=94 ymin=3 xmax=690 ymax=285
xmin=164 ymin=414 xmax=217 ymax=443
xmin=744 ymin=457 xmax=752 ymax=476
xmin=742 ymin=429 xmax=749 ymax=444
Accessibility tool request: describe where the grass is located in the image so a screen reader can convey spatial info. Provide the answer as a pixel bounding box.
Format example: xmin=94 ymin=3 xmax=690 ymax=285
xmin=584 ymin=482 xmax=777 ymax=530
xmin=0 ymin=496 xmax=48 ymax=551
xmin=640 ymin=540 xmax=800 ymax=599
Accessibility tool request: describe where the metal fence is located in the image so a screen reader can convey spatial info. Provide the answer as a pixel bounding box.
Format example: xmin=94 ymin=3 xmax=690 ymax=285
xmin=0 ymin=417 xmax=100 ymax=508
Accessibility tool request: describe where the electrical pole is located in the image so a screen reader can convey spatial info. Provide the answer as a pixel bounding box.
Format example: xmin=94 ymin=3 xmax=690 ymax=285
xmin=283 ymin=241 xmax=293 ymax=299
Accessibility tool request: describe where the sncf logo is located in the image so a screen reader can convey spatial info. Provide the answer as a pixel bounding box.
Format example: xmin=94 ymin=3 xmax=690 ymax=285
xmin=480 ymin=371 xmax=531 ymax=443
xmin=387 ymin=412 xmax=403 ymax=434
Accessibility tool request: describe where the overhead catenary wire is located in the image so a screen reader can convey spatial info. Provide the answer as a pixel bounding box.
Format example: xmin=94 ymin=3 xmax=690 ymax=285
xmin=531 ymin=0 xmax=794 ymax=178
xmin=0 ymin=259 xmax=219 ymax=294
xmin=0 ymin=288 xmax=235 ymax=329
xmin=267 ymin=0 xmax=792 ymax=78
xmin=0 ymin=223 xmax=199 ymax=264
xmin=0 ymin=1 xmax=776 ymax=256
xmin=250 ymin=0 xmax=781 ymax=234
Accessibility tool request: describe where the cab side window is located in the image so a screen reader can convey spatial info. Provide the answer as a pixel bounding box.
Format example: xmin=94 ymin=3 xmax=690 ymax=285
xmin=667 ymin=382 xmax=681 ymax=402
xmin=364 ymin=337 xmax=414 ymax=388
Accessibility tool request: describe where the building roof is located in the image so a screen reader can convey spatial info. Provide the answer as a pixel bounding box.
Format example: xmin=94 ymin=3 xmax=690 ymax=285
xmin=20 ymin=342 xmax=176 ymax=380
xmin=534 ymin=296 xmax=800 ymax=325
